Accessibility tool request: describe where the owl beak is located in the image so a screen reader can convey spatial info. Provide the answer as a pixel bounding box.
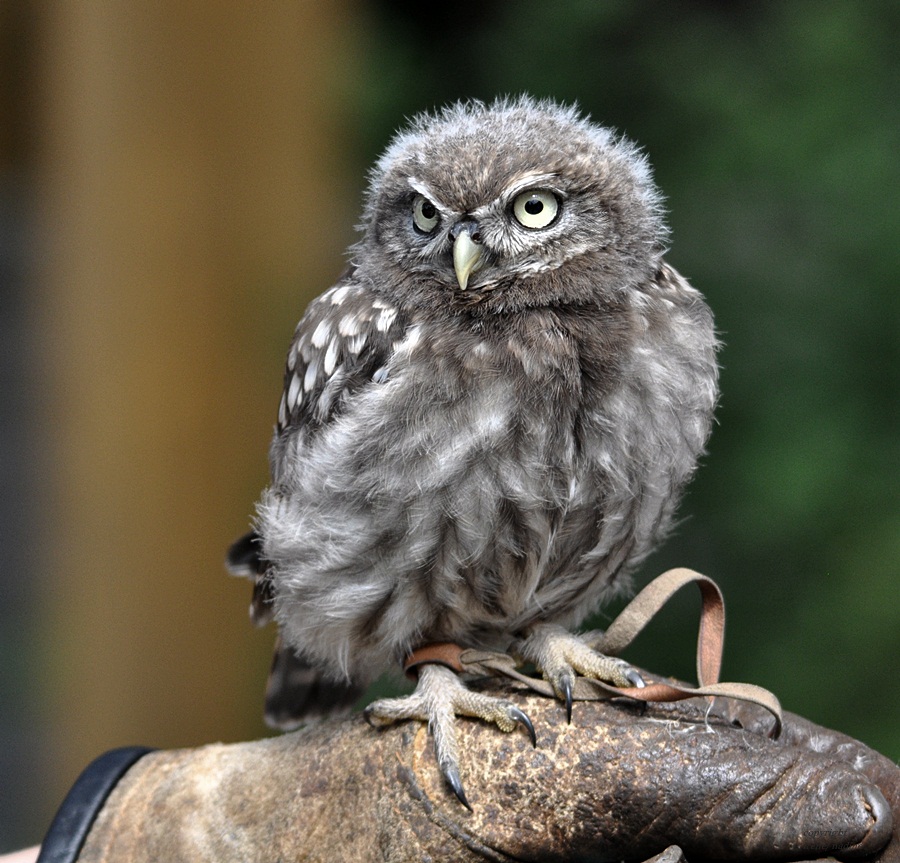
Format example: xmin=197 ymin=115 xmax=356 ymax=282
xmin=453 ymin=230 xmax=485 ymax=291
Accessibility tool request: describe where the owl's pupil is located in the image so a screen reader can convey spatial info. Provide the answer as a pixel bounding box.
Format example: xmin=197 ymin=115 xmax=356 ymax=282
xmin=421 ymin=202 xmax=436 ymax=219
xmin=524 ymin=198 xmax=543 ymax=215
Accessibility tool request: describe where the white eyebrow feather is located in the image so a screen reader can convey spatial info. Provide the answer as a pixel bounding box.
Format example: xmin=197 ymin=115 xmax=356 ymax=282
xmin=501 ymin=172 xmax=564 ymax=201
xmin=406 ymin=177 xmax=456 ymax=215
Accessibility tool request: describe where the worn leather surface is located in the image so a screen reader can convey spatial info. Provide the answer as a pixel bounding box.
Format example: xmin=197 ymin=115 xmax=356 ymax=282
xmin=70 ymin=692 xmax=895 ymax=863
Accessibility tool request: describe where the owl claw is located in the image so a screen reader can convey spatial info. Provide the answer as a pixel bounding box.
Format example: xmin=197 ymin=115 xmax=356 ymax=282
xmin=442 ymin=762 xmax=472 ymax=811
xmin=508 ymin=705 xmax=537 ymax=747
xmin=362 ymin=704 xmax=380 ymax=728
xmin=364 ymin=663 xmax=534 ymax=808
xmin=625 ymin=668 xmax=646 ymax=689
xmin=560 ymin=675 xmax=574 ymax=724
xmin=517 ymin=623 xmax=645 ymax=720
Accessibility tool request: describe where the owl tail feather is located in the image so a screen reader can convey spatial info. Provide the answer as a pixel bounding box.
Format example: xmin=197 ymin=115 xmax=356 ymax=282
xmin=226 ymin=530 xmax=276 ymax=627
xmin=264 ymin=636 xmax=365 ymax=730
xmin=227 ymin=531 xmax=363 ymax=726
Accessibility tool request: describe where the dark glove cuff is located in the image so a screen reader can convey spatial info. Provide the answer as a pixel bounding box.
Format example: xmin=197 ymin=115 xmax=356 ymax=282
xmin=37 ymin=746 xmax=155 ymax=863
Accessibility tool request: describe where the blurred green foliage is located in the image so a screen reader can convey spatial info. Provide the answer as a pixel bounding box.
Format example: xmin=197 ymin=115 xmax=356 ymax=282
xmin=350 ymin=1 xmax=899 ymax=756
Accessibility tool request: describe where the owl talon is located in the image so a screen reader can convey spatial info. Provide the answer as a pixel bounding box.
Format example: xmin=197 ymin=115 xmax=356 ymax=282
xmin=626 ymin=668 xmax=647 ymax=689
xmin=518 ymin=623 xmax=644 ymax=719
xmin=560 ymin=675 xmax=574 ymax=724
xmin=508 ymin=705 xmax=537 ymax=747
xmin=442 ymin=762 xmax=472 ymax=811
xmin=364 ymin=663 xmax=534 ymax=807
xmin=362 ymin=704 xmax=383 ymax=728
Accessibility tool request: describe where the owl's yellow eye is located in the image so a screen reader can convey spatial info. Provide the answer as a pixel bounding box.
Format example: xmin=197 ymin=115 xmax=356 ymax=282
xmin=512 ymin=189 xmax=559 ymax=229
xmin=412 ymin=195 xmax=440 ymax=233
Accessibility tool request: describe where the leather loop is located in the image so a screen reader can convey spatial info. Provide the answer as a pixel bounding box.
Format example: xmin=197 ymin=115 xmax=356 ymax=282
xmin=404 ymin=641 xmax=466 ymax=679
xmin=593 ymin=567 xmax=725 ymax=687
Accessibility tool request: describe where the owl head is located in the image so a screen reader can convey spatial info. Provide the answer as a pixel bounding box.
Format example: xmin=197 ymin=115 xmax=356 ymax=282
xmin=354 ymin=96 xmax=668 ymax=312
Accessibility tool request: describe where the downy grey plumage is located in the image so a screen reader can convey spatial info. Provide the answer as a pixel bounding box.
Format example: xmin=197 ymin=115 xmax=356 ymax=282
xmin=230 ymin=96 xmax=718 ymax=760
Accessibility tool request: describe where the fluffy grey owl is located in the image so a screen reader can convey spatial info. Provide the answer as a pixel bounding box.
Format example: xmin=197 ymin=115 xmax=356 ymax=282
xmin=229 ymin=96 xmax=718 ymax=805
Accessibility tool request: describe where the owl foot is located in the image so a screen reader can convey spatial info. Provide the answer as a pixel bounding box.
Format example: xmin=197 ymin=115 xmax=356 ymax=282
xmin=515 ymin=623 xmax=645 ymax=722
xmin=363 ymin=663 xmax=536 ymax=809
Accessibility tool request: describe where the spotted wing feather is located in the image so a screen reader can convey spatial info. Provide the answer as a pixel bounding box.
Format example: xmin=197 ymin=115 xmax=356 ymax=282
xmin=237 ymin=270 xmax=409 ymax=726
xmin=274 ymin=272 xmax=406 ymax=440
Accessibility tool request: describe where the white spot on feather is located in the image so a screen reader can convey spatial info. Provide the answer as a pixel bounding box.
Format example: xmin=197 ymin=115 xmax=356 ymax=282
xmin=311 ymin=319 xmax=331 ymax=349
xmin=568 ymin=476 xmax=579 ymax=502
xmin=303 ymin=361 xmax=318 ymax=391
xmin=338 ymin=314 xmax=361 ymax=337
xmin=376 ymin=307 xmax=398 ymax=332
xmin=476 ymin=403 xmax=509 ymax=436
xmin=393 ymin=324 xmax=423 ymax=356
xmin=287 ymin=373 xmax=303 ymax=410
xmin=323 ymin=338 xmax=340 ymax=376
xmin=347 ymin=333 xmax=368 ymax=355
xmin=329 ymin=285 xmax=352 ymax=305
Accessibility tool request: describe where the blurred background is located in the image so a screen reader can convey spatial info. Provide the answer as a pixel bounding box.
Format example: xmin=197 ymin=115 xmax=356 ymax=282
xmin=1 ymin=0 xmax=897 ymax=850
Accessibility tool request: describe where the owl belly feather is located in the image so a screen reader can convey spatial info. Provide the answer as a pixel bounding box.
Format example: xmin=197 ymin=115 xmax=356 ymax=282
xmin=264 ymin=325 xmax=603 ymax=681
xmin=264 ymin=301 xmax=710 ymax=684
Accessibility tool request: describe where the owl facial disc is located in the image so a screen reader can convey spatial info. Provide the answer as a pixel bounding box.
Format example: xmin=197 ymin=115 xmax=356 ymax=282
xmin=452 ymin=227 xmax=485 ymax=290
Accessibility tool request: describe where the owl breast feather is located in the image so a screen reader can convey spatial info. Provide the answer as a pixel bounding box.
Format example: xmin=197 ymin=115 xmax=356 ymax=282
xmin=262 ymin=281 xmax=716 ymax=683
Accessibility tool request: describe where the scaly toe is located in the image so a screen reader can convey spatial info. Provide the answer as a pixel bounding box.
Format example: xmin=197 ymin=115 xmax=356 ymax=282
xmin=363 ymin=692 xmax=428 ymax=728
xmin=517 ymin=623 xmax=645 ymax=717
xmin=451 ymin=685 xmax=537 ymax=745
xmin=363 ymin=663 xmax=534 ymax=807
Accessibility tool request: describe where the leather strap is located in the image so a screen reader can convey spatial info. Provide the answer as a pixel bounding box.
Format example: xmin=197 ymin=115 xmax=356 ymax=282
xmin=37 ymin=746 xmax=155 ymax=863
xmin=593 ymin=567 xmax=725 ymax=687
xmin=404 ymin=641 xmax=466 ymax=678
xmin=403 ymin=569 xmax=782 ymax=738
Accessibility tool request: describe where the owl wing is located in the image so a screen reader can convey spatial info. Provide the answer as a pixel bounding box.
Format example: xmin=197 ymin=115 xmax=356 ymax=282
xmin=272 ymin=268 xmax=407 ymax=447
xmin=228 ymin=267 xmax=410 ymax=726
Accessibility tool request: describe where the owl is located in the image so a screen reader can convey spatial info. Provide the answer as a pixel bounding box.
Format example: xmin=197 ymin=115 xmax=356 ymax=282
xmin=229 ymin=96 xmax=718 ymax=806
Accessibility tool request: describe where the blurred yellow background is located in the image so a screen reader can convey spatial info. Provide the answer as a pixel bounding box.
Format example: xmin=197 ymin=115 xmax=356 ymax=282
xmin=3 ymin=2 xmax=363 ymax=845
